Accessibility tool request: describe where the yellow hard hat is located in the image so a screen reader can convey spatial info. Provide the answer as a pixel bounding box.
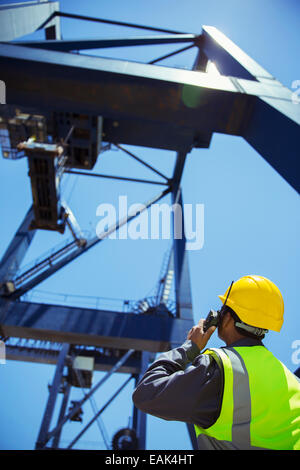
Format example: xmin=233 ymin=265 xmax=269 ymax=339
xmin=218 ymin=275 xmax=284 ymax=332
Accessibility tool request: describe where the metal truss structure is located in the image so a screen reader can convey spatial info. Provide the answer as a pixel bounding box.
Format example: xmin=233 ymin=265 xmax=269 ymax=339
xmin=0 ymin=1 xmax=299 ymax=451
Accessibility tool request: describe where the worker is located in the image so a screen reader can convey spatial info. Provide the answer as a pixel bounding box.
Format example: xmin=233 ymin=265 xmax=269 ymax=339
xmin=132 ymin=275 xmax=300 ymax=450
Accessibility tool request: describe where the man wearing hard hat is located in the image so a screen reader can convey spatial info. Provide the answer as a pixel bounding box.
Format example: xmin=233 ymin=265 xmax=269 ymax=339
xmin=132 ymin=275 xmax=300 ymax=450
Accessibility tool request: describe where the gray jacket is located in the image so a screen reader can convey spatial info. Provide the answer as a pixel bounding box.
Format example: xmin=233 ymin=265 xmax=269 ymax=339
xmin=132 ymin=337 xmax=264 ymax=446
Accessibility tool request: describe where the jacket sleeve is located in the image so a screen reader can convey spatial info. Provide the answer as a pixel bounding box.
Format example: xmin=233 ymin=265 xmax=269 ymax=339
xmin=132 ymin=340 xmax=223 ymax=428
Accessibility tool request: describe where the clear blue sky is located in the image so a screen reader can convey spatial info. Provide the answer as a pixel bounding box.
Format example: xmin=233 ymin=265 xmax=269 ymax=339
xmin=0 ymin=0 xmax=299 ymax=450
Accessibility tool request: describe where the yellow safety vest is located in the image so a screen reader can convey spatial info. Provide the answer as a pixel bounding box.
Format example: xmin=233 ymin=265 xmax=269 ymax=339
xmin=194 ymin=346 xmax=300 ymax=450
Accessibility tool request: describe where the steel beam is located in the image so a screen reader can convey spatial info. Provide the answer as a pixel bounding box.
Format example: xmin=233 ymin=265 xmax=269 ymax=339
xmin=5 ymin=343 xmax=142 ymax=374
xmin=13 ymin=34 xmax=198 ymax=52
xmin=35 ymin=343 xmax=70 ymax=449
xmin=171 ymin=153 xmax=193 ymax=322
xmin=0 ymin=42 xmax=248 ymax=135
xmin=172 ymin=188 xmax=193 ymax=321
xmin=0 ymin=206 xmax=36 ymax=282
xmin=149 ymin=44 xmax=195 ymax=65
xmin=243 ymin=96 xmax=300 ymax=194
xmin=1 ymin=37 xmax=298 ymax=192
xmin=132 ymin=351 xmax=151 ymax=449
xmin=199 ymin=25 xmax=300 ymax=193
xmin=101 ymin=116 xmax=205 ymax=151
xmin=65 ymin=169 xmax=169 ymax=186
xmin=115 ymin=143 xmax=169 ymax=181
xmin=51 ymin=382 xmax=71 ymax=449
xmin=186 ymin=423 xmax=198 ymax=450
xmin=39 ymin=10 xmax=188 ymax=35
xmin=0 ymin=300 xmax=193 ymax=352
xmin=201 ymin=25 xmax=272 ymax=81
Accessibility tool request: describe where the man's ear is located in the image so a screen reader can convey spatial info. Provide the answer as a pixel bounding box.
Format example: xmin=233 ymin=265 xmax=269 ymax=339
xmin=221 ymin=311 xmax=232 ymax=329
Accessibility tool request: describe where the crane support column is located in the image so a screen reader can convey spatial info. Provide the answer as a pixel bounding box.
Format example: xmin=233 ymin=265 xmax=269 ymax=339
xmin=132 ymin=351 xmax=151 ymax=449
xmin=35 ymin=343 xmax=70 ymax=449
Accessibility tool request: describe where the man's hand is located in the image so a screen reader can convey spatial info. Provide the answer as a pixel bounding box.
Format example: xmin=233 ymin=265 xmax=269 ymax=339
xmin=187 ymin=319 xmax=216 ymax=351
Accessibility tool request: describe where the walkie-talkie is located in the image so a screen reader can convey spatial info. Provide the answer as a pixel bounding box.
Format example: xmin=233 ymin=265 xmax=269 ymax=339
xmin=203 ymin=309 xmax=221 ymax=332
xmin=203 ymin=281 xmax=234 ymax=332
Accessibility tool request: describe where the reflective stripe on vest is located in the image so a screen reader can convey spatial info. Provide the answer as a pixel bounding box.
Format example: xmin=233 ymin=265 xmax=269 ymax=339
xmin=194 ymin=346 xmax=300 ymax=450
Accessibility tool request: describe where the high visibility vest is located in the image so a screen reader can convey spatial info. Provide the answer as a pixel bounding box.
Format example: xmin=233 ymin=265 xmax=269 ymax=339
xmin=194 ymin=346 xmax=300 ymax=450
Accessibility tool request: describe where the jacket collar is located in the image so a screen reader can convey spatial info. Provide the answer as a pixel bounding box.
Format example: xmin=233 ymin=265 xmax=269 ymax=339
xmin=226 ymin=337 xmax=264 ymax=348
